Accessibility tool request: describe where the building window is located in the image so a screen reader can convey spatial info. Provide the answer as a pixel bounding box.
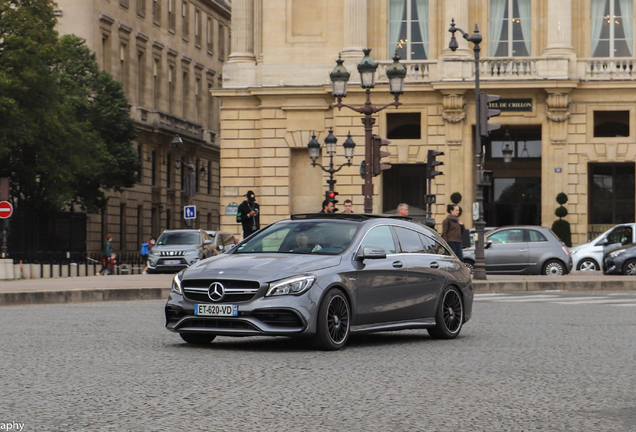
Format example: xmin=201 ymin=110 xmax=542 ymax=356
xmin=195 ymin=158 xmax=200 ymax=192
xmin=137 ymin=144 xmax=142 ymax=182
xmin=137 ymin=205 xmax=143 ymax=246
xmin=120 ymin=0 xmax=129 ymax=9
xmin=195 ymin=77 xmax=201 ymax=123
xmin=102 ymin=33 xmax=111 ymax=72
xmin=594 ymin=110 xmax=630 ymax=137
xmin=591 ymin=0 xmax=634 ymax=57
xmin=207 ymin=16 xmax=213 ymax=53
xmin=152 ymin=0 xmax=161 ymax=24
xmin=589 ymin=163 xmax=635 ymax=224
xmin=182 ymin=70 xmax=189 ymax=118
xmin=137 ymin=50 xmax=145 ymax=106
xmin=169 ymin=65 xmax=175 ymax=113
xmin=151 ymin=148 xmax=157 ymax=186
xmin=489 ymin=0 xmax=531 ymax=57
xmin=207 ymin=160 xmax=212 ymax=194
xmin=166 ymin=153 xmax=172 ymax=189
xmin=137 ymin=0 xmax=146 ymax=17
xmin=120 ymin=43 xmax=128 ymax=92
xmin=218 ymin=23 xmax=225 ymax=60
xmin=153 ymin=58 xmax=161 ymax=108
xmin=166 ymin=208 xmax=171 ymax=230
xmin=120 ymin=203 xmax=127 ymax=253
xmin=168 ymin=0 xmax=176 ymax=31
xmin=195 ymin=9 xmax=202 ymax=47
xmin=388 ymin=0 xmax=429 ymax=60
xmin=386 ymin=113 xmax=421 ymax=139
xmin=183 ymin=1 xmax=189 ymax=40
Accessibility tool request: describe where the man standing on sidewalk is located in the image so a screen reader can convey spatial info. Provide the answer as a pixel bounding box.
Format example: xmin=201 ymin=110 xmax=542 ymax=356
xmin=236 ymin=191 xmax=260 ymax=239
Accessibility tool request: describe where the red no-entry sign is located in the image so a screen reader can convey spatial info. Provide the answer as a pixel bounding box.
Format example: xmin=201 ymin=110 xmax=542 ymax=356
xmin=0 ymin=201 xmax=13 ymax=219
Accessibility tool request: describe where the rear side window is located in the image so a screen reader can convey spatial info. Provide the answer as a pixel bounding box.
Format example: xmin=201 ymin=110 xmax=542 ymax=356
xmin=360 ymin=226 xmax=397 ymax=255
xmin=528 ymin=230 xmax=547 ymax=242
xmin=419 ymin=234 xmax=451 ymax=256
xmin=488 ymin=229 xmax=524 ymax=244
xmin=394 ymin=227 xmax=426 ymax=253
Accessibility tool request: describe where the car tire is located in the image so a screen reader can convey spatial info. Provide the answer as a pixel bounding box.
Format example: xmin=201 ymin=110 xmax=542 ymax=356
xmin=313 ymin=288 xmax=350 ymax=351
xmin=577 ymin=258 xmax=599 ymax=272
xmin=428 ymin=286 xmax=464 ymax=340
xmin=622 ymin=259 xmax=636 ymax=276
xmin=463 ymin=260 xmax=475 ymax=274
xmin=180 ymin=333 xmax=216 ymax=345
xmin=543 ymin=259 xmax=566 ymax=276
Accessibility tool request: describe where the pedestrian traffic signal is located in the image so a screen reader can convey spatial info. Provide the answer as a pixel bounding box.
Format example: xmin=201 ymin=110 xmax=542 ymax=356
xmin=480 ymin=93 xmax=501 ymax=137
xmin=426 ymin=149 xmax=444 ymax=179
xmin=326 ymin=190 xmax=339 ymax=207
xmin=371 ymin=135 xmax=391 ymax=176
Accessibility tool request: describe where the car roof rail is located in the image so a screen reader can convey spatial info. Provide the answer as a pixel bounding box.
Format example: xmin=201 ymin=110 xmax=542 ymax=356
xmin=290 ymin=213 xmax=412 ymax=221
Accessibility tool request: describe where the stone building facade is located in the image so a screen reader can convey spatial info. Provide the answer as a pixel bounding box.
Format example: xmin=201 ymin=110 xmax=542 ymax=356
xmin=54 ymin=0 xmax=231 ymax=253
xmin=216 ymin=0 xmax=636 ymax=249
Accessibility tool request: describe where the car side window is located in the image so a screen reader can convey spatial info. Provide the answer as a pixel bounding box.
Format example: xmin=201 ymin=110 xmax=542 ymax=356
xmin=394 ymin=227 xmax=426 ymax=253
xmin=528 ymin=230 xmax=548 ymax=242
xmin=360 ymin=226 xmax=397 ymax=255
xmin=488 ymin=229 xmax=524 ymax=244
xmin=419 ymin=234 xmax=451 ymax=256
xmin=606 ymin=227 xmax=625 ymax=244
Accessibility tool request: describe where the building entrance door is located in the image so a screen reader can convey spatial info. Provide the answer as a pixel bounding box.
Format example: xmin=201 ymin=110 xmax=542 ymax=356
xmin=483 ymin=127 xmax=542 ymax=226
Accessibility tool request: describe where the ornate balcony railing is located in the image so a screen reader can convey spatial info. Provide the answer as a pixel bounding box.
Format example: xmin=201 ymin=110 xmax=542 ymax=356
xmin=376 ymin=60 xmax=439 ymax=82
xmin=578 ymin=58 xmax=636 ymax=79
xmin=478 ymin=57 xmax=540 ymax=79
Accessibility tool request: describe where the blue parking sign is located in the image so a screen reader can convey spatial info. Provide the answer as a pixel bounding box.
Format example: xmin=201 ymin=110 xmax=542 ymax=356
xmin=184 ymin=205 xmax=197 ymax=219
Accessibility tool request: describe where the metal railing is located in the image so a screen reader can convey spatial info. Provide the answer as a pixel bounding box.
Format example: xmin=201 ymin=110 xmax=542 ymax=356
xmin=587 ymin=224 xmax=615 ymax=242
xmin=7 ymin=251 xmax=149 ymax=276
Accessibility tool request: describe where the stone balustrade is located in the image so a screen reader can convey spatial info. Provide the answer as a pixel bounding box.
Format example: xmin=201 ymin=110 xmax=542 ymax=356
xmin=578 ymin=58 xmax=636 ymax=79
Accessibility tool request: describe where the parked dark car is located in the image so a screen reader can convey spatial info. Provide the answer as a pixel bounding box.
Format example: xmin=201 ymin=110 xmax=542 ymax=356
xmin=462 ymin=226 xmax=572 ymax=275
xmin=147 ymin=229 xmax=215 ymax=273
xmin=602 ymin=243 xmax=636 ymax=275
xmin=165 ymin=214 xmax=474 ymax=350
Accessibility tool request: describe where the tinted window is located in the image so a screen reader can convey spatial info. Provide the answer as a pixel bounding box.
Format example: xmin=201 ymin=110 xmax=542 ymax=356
xmin=419 ymin=234 xmax=451 ymax=256
xmin=394 ymin=227 xmax=425 ymax=253
xmin=157 ymin=232 xmax=201 ymax=245
xmin=528 ymin=230 xmax=547 ymax=242
xmin=360 ymin=226 xmax=397 ymax=255
xmin=488 ymin=229 xmax=524 ymax=244
xmin=606 ymin=226 xmax=632 ymax=244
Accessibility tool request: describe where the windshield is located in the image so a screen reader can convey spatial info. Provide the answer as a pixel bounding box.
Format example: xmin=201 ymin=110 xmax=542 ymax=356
xmin=235 ymin=221 xmax=360 ymax=255
xmin=157 ymin=232 xmax=201 ymax=245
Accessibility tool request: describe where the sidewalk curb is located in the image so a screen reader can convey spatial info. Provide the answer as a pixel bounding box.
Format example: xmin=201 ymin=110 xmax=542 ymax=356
xmin=473 ymin=280 xmax=636 ymax=291
xmin=0 ymin=287 xmax=171 ymax=307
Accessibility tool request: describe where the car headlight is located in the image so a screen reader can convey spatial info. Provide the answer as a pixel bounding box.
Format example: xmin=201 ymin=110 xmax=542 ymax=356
xmin=266 ymin=275 xmax=316 ymax=297
xmin=609 ymin=249 xmax=626 ymax=258
xmin=172 ymin=272 xmax=184 ymax=294
xmin=570 ymin=249 xmax=579 ymax=255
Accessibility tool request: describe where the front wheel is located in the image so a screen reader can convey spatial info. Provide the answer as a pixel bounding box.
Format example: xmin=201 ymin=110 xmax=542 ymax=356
xmin=180 ymin=333 xmax=216 ymax=345
xmin=577 ymin=258 xmax=599 ymax=272
xmin=428 ymin=287 xmax=464 ymax=340
xmin=543 ymin=259 xmax=566 ymax=276
xmin=622 ymin=259 xmax=636 ymax=275
xmin=313 ymin=289 xmax=350 ymax=351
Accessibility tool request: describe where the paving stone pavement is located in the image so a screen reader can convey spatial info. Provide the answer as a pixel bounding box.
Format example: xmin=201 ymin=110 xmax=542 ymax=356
xmin=1 ymin=298 xmax=635 ymax=431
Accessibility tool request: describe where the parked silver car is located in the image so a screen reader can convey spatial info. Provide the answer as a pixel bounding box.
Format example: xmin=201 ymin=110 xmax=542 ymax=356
xmin=463 ymin=226 xmax=572 ymax=275
xmin=147 ymin=229 xmax=215 ymax=273
xmin=570 ymin=224 xmax=636 ymax=271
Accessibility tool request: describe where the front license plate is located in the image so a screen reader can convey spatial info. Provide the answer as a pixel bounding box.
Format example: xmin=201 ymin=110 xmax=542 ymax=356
xmin=194 ymin=304 xmax=238 ymax=317
xmin=163 ymin=259 xmax=181 ymax=265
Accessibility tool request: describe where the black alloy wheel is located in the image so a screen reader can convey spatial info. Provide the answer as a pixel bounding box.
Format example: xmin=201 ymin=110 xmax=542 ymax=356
xmin=428 ymin=287 xmax=464 ymax=340
xmin=314 ymin=289 xmax=350 ymax=351
xmin=180 ymin=333 xmax=216 ymax=345
xmin=622 ymin=259 xmax=636 ymax=276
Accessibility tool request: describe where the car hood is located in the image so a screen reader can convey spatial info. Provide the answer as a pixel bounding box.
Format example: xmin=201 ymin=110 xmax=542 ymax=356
xmin=183 ymin=253 xmax=342 ymax=282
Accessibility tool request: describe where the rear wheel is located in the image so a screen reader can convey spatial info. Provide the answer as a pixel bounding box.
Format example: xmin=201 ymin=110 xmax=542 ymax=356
xmin=428 ymin=287 xmax=464 ymax=340
xmin=577 ymin=258 xmax=599 ymax=272
xmin=622 ymin=259 xmax=636 ymax=275
xmin=180 ymin=333 xmax=216 ymax=345
xmin=313 ymin=289 xmax=350 ymax=351
xmin=543 ymin=259 xmax=566 ymax=276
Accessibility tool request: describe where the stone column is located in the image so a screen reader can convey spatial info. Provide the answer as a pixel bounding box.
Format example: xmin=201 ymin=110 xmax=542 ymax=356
xmin=341 ymin=0 xmax=367 ymax=60
xmin=441 ymin=0 xmax=472 ymax=58
xmin=228 ymin=0 xmax=255 ymax=62
xmin=544 ymin=0 xmax=574 ymax=55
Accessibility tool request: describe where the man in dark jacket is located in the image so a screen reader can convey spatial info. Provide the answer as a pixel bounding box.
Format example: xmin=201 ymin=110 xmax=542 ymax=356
xmin=237 ymin=190 xmax=260 ymax=238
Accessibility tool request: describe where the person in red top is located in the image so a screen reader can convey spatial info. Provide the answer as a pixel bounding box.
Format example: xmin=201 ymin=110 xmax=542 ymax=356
xmin=106 ymin=253 xmax=117 ymax=275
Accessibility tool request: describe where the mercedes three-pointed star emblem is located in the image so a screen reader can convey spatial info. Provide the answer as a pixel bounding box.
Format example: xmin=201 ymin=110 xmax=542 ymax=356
xmin=208 ymin=282 xmax=225 ymax=302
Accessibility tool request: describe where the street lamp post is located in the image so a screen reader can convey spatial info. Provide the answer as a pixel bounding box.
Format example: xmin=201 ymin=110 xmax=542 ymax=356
xmin=448 ymin=19 xmax=488 ymax=280
xmin=172 ymin=134 xmax=196 ymax=227
xmin=329 ymin=49 xmax=406 ymax=214
xmin=308 ymin=129 xmax=356 ymax=195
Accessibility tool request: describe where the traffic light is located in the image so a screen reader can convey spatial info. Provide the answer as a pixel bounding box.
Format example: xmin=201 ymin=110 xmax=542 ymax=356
xmin=325 ymin=190 xmax=339 ymax=211
xmin=371 ymin=135 xmax=391 ymax=176
xmin=426 ymin=149 xmax=444 ymax=179
xmin=480 ymin=93 xmax=501 ymax=137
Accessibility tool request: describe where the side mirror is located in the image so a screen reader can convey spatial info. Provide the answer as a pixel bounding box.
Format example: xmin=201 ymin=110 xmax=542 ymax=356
xmin=204 ymin=239 xmax=213 ymax=245
xmin=485 ymin=241 xmax=492 ymax=249
xmin=358 ymin=246 xmax=387 ymax=260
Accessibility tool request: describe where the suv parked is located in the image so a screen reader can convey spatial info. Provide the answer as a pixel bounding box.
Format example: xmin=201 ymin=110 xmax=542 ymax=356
xmin=570 ymin=224 xmax=636 ymax=271
xmin=147 ymin=229 xmax=215 ymax=273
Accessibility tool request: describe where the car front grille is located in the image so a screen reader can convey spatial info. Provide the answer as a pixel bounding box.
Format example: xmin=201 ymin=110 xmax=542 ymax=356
xmin=159 ymin=251 xmax=188 ymax=256
xmin=175 ymin=318 xmax=259 ymax=332
xmin=182 ymin=279 xmax=261 ymax=303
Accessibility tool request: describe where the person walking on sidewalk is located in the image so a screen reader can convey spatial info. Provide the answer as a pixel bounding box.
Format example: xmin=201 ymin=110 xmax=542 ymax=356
xmin=442 ymin=204 xmax=465 ymax=261
xmin=141 ymin=237 xmax=155 ymax=274
xmin=237 ymin=190 xmax=260 ymax=239
xmin=99 ymin=235 xmax=112 ymax=276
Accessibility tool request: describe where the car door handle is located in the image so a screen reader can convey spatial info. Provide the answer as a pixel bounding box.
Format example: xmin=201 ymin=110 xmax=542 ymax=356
xmin=430 ymin=262 xmax=439 ymax=269
xmin=518 ymin=249 xmax=527 ymax=252
xmin=392 ymin=261 xmax=403 ymax=268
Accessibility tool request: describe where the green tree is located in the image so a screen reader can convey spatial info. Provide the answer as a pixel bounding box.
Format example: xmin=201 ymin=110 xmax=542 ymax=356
xmin=0 ymin=0 xmax=139 ymax=212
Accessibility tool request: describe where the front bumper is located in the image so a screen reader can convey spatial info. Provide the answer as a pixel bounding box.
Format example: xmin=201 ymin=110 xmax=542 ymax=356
xmin=148 ymin=256 xmax=197 ymax=273
xmin=165 ymin=286 xmax=318 ymax=337
xmin=603 ymin=256 xmax=623 ymax=275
